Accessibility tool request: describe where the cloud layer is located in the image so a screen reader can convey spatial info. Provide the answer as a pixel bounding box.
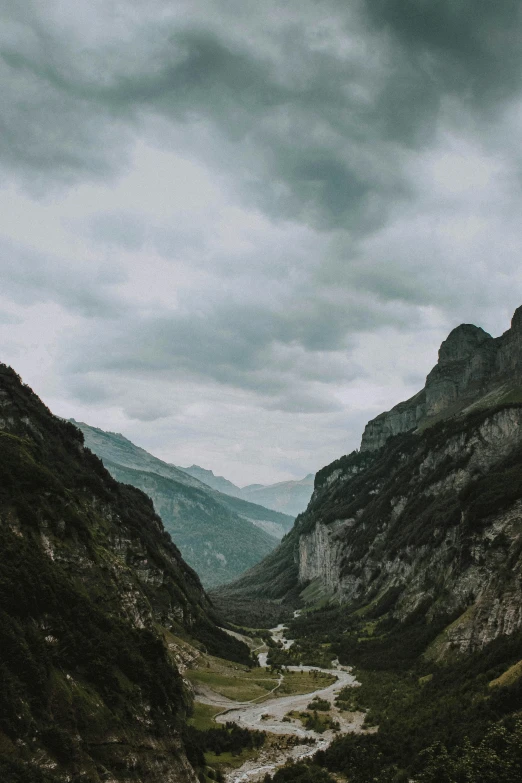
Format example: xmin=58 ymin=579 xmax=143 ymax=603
xmin=1 ymin=0 xmax=522 ymax=483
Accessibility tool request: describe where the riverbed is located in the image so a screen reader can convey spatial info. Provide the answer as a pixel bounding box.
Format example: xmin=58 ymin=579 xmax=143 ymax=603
xmin=198 ymin=615 xmax=364 ymax=782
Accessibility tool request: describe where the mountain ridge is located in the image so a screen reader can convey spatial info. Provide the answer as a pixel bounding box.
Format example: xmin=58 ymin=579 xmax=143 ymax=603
xmin=180 ymin=464 xmax=315 ymax=517
xmin=361 ymin=308 xmax=522 ymax=452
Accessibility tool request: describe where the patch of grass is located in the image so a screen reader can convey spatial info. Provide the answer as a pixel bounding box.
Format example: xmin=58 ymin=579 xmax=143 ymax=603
xmin=205 ymin=748 xmax=258 ymax=770
xmin=489 ymin=658 xmax=522 ymax=689
xmin=278 ymin=670 xmax=336 ymax=696
xmin=188 ymin=668 xmax=278 ymax=702
xmin=187 ymin=645 xmax=336 ymax=704
xmin=188 ymin=703 xmax=223 ymax=730
xmin=299 ymin=578 xmax=335 ymax=608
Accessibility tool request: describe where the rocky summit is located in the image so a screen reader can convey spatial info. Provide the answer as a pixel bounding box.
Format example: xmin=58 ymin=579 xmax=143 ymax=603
xmin=361 ymin=307 xmax=522 ymax=452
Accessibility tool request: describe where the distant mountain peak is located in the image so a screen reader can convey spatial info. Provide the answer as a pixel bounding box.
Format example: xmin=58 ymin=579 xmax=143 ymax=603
xmin=180 ymin=464 xmax=243 ymax=497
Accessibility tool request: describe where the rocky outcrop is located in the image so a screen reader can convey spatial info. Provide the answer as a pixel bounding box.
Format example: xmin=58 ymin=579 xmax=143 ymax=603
xmin=361 ymin=309 xmax=522 ymax=452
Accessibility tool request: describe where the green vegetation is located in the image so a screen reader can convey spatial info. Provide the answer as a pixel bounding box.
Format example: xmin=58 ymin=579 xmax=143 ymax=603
xmin=187 ymin=649 xmax=334 ymax=703
xmin=188 ymin=702 xmax=224 ymax=730
xmin=209 ymin=595 xmax=293 ymax=628
xmin=184 ymin=721 xmax=265 ymax=779
xmin=278 ymin=671 xmax=335 ymax=695
xmin=188 ymin=667 xmax=279 ymax=702
xmin=288 ymin=711 xmax=339 ymax=734
xmin=266 ymin=630 xmax=334 ymax=669
xmin=307 ymin=698 xmax=330 ymax=711
xmin=105 ymin=459 xmax=279 ymax=588
xmin=77 ymin=420 xmax=295 ymax=589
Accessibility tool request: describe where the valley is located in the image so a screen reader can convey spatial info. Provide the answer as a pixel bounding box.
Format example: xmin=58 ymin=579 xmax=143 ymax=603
xmin=182 ymin=616 xmax=366 ymax=782
xmin=3 ymin=307 xmax=522 ymax=783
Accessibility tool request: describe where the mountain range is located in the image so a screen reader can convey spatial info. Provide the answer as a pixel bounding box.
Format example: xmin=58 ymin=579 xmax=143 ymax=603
xmin=180 ymin=464 xmax=315 ymax=518
xmin=72 ymin=421 xmax=295 ymax=587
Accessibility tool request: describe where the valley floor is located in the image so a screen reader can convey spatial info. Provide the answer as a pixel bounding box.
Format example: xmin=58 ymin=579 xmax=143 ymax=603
xmin=187 ymin=620 xmax=368 ymax=782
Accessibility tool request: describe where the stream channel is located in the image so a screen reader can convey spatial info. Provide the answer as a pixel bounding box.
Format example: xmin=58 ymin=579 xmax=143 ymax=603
xmin=197 ymin=613 xmax=363 ymax=782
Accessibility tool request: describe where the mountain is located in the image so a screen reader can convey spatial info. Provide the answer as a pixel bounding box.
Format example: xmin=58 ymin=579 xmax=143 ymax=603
xmin=181 ymin=463 xmax=314 ymax=517
xmin=0 ymin=364 xmax=250 ymax=783
xmin=240 ymin=474 xmax=315 ymax=517
xmin=179 ymin=464 xmax=244 ymax=498
xmin=216 ymin=306 xmax=522 ymax=653
xmin=213 ymin=309 xmax=522 ymax=782
xmin=73 ymin=422 xmax=294 ymax=586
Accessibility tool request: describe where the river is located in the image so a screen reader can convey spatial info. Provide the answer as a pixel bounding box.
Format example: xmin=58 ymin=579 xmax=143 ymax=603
xmin=200 ymin=614 xmax=364 ymax=782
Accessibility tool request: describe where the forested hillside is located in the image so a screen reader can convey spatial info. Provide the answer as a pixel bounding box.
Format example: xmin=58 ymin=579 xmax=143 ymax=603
xmin=0 ymin=365 xmax=250 ymax=783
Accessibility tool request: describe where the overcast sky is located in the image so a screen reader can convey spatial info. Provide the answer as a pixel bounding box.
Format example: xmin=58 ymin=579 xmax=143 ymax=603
xmin=2 ymin=1 xmax=522 ymax=485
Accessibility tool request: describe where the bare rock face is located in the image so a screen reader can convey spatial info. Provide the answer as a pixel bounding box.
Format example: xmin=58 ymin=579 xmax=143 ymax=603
xmin=424 ymin=324 xmax=494 ymax=416
xmin=298 ymin=404 xmax=522 ymax=655
xmin=360 ymin=390 xmax=426 ymax=453
xmin=360 ymin=307 xmax=522 ymax=453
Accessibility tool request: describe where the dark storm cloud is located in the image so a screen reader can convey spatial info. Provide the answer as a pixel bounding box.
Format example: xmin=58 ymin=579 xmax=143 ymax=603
xmin=3 ymin=1 xmax=522 ymax=229
xmin=2 ymin=0 xmax=522 ymax=478
xmin=362 ymin=0 xmax=522 ymax=102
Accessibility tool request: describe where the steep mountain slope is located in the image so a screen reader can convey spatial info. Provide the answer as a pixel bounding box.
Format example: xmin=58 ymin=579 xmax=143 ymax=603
xmin=103 ymin=459 xmax=278 ymax=588
xmin=217 ymin=307 xmax=522 ymax=656
xmin=240 ymin=474 xmax=315 ymax=517
xmin=181 ymin=464 xmax=315 ymax=517
xmin=0 ymin=365 xmax=249 ymax=783
xmin=74 ymin=422 xmax=293 ymax=585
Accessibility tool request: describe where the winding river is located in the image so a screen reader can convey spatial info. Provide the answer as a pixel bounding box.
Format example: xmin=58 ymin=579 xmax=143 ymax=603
xmin=197 ymin=615 xmax=363 ymax=782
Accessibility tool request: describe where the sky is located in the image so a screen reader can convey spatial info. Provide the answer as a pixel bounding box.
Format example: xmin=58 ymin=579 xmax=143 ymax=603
xmin=2 ymin=0 xmax=522 ymax=485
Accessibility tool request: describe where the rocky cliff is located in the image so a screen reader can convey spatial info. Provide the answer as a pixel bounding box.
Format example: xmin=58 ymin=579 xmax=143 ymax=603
xmin=0 ymin=365 xmax=248 ymax=783
xmin=219 ymin=308 xmax=522 ymax=658
xmin=361 ymin=309 xmax=522 ymax=452
xmin=300 ymin=404 xmax=522 ymax=654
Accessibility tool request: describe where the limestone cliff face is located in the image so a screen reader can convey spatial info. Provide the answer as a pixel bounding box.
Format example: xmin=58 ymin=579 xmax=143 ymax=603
xmin=298 ymin=401 xmax=522 ymax=655
xmin=361 ymin=308 xmax=522 ymax=452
